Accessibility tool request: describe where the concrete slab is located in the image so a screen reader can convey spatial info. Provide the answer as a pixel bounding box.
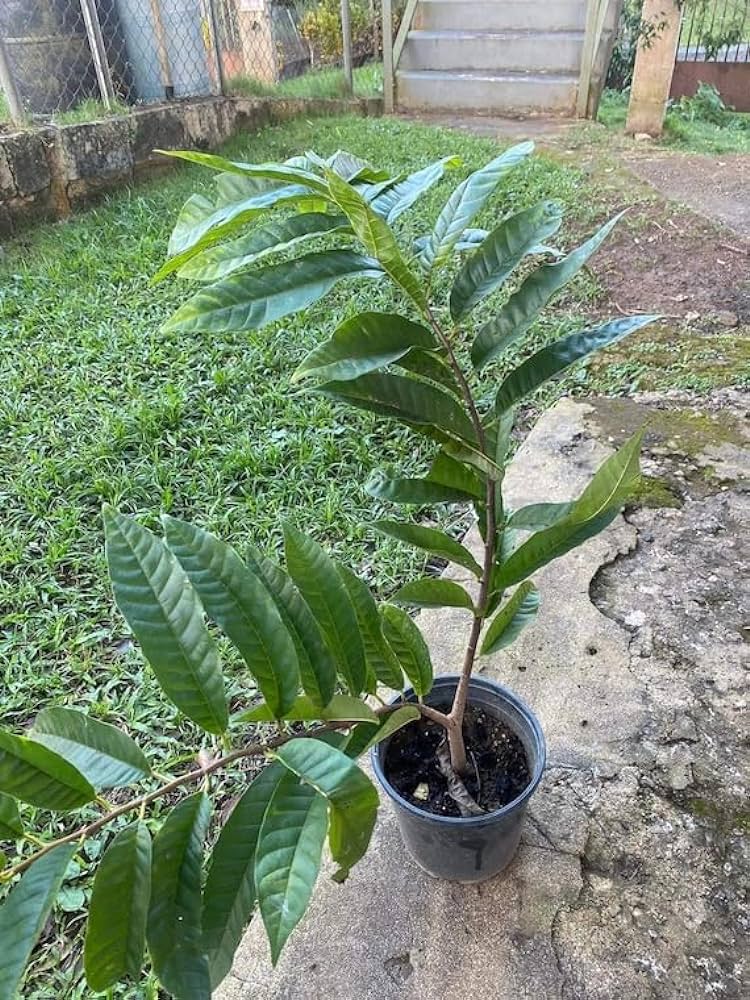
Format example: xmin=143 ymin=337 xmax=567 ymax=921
xmin=218 ymin=393 xmax=749 ymax=1000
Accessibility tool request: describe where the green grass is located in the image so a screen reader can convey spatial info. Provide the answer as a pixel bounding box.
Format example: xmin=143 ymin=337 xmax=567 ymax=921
xmin=228 ymin=61 xmax=382 ymax=101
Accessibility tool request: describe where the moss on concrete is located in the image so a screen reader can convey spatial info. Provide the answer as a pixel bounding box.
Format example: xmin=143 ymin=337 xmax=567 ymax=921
xmin=628 ymin=475 xmax=683 ymax=509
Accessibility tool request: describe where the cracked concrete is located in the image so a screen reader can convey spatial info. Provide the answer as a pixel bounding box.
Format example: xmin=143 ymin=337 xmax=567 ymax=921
xmin=217 ymin=393 xmax=748 ymax=1000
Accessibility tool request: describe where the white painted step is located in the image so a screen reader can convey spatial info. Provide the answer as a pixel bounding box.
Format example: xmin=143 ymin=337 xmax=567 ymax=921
xmin=400 ymin=30 xmax=586 ymax=74
xmin=413 ymin=0 xmax=587 ymax=33
xmin=396 ymin=69 xmax=579 ymax=114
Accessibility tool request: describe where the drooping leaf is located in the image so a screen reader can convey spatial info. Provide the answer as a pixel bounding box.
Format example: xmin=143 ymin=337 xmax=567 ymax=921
xmin=178 ymin=213 xmax=349 ymax=282
xmin=373 ymin=520 xmax=482 ymax=577
xmin=421 ymin=142 xmax=534 ymax=272
xmin=292 ymin=312 xmax=436 ymax=383
xmin=254 ymin=770 xmax=328 ymax=965
xmin=103 ymin=507 xmax=228 ymax=735
xmin=371 ymin=155 xmax=462 ymax=223
xmin=283 ymin=524 xmax=366 ymax=696
xmin=325 ymin=169 xmax=428 ymax=311
xmin=345 ymin=707 xmax=421 ymax=757
xmin=472 ymin=212 xmax=626 ymax=370
xmin=238 ymin=693 xmax=377 ymax=724
xmin=449 ymin=200 xmax=563 ymax=320
xmin=0 ymin=731 xmax=95 ymax=811
xmin=480 ymin=582 xmax=540 ymax=655
xmin=364 ymin=470 xmax=477 ymax=506
xmin=394 ymin=347 xmax=460 ymax=395
xmin=163 ymin=517 xmax=299 ymax=719
xmin=391 ymin=578 xmax=475 ymax=611
xmin=326 ymin=149 xmax=390 ymax=183
xmin=155 ymin=150 xmax=330 ymax=193
xmin=0 ymin=844 xmax=76 ymax=1000
xmin=273 ymin=738 xmax=379 ymax=883
xmin=0 ymin=794 xmax=22 ymax=841
xmin=163 ymin=250 xmax=383 ymax=335
xmin=335 ymin=563 xmax=404 ymax=689
xmin=414 ymin=227 xmax=488 ymax=255
xmin=147 ymin=792 xmax=212 ymax=1000
xmin=244 ymin=547 xmax=336 ymax=709
xmin=84 ymin=822 xmax=152 ymax=991
xmin=213 ymin=170 xmax=278 ymax=207
xmin=506 ymin=502 xmax=574 ymax=531
xmin=202 ymin=764 xmax=285 ymax=988
xmin=380 ymin=605 xmax=434 ymax=698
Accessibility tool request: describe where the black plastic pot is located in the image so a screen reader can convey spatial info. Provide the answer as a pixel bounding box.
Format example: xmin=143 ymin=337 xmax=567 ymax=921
xmin=371 ymin=675 xmax=546 ymax=883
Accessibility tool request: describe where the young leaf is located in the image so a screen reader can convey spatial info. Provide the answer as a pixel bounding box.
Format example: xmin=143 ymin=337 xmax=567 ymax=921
xmin=391 ymin=578 xmax=475 ymax=611
xmin=273 ymin=738 xmax=379 ymax=883
xmin=104 ymin=507 xmax=228 ymax=735
xmin=202 ymin=763 xmax=286 ymax=988
xmin=244 ymin=547 xmax=336 ymax=709
xmin=292 ymin=312 xmax=436 ymax=384
xmin=506 ymin=502 xmax=574 ymax=531
xmin=0 ymin=794 xmax=22 ymax=841
xmin=365 ymin=471 xmax=477 ymax=506
xmin=283 ymin=524 xmax=366 ymax=697
xmin=421 ymin=142 xmax=534 ymax=272
xmin=238 ymin=693 xmax=377 ymax=724
xmin=346 ymin=706 xmax=421 ymax=756
xmin=163 ymin=517 xmax=299 ymax=719
xmin=380 ymin=605 xmax=434 ymax=698
xmin=494 ymin=315 xmax=659 ymax=415
xmin=84 ymin=822 xmax=152 ymax=991
xmin=336 ymin=563 xmax=404 ymax=690
xmin=0 ymin=844 xmax=76 ymax=1000
xmin=155 ymin=150 xmax=330 ymax=193
xmin=449 ymin=200 xmax=563 ymax=320
xmin=371 ymin=156 xmax=461 ymax=223
xmin=471 ymin=212 xmax=626 ymax=370
xmin=147 ymin=793 xmax=212 ymax=999
xmin=30 ymin=708 xmax=150 ymax=789
xmin=480 ymin=582 xmax=540 ymax=655
xmin=254 ymin=770 xmax=328 ymax=965
xmin=0 ymin=731 xmax=95 ymax=810
xmin=373 ymin=520 xmax=482 ymax=578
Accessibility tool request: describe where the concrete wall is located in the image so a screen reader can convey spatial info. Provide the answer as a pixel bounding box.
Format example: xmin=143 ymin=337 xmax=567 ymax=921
xmin=671 ymin=61 xmax=750 ymax=112
xmin=0 ymin=96 xmax=381 ymax=238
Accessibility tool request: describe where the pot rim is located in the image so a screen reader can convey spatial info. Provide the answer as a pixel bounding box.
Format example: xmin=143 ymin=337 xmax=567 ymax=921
xmin=371 ymin=674 xmax=546 ymax=827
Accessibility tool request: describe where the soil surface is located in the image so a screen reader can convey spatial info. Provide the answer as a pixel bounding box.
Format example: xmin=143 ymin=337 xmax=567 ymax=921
xmin=384 ymin=705 xmax=531 ymax=817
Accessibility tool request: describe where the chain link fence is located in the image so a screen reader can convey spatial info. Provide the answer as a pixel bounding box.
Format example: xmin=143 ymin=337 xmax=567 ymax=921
xmin=0 ymin=0 xmax=386 ymax=126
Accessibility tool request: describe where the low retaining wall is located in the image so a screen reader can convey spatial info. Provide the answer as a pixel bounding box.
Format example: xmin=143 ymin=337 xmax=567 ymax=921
xmin=671 ymin=61 xmax=750 ymax=112
xmin=0 ymin=96 xmax=382 ymax=237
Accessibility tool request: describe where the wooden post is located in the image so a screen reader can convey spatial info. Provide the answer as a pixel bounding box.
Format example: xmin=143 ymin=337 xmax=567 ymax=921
xmin=340 ymin=0 xmax=354 ymax=94
xmin=382 ymin=0 xmax=393 ymax=113
xmin=626 ymin=0 xmax=682 ymax=136
xmin=79 ymin=0 xmax=116 ymax=110
xmin=204 ymin=0 xmax=226 ymax=96
xmin=0 ymin=34 xmax=25 ymax=125
xmin=149 ymin=0 xmax=175 ymax=98
xmin=577 ymin=0 xmax=609 ymax=118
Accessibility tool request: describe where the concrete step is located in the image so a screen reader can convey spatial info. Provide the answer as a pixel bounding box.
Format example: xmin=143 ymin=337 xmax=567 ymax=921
xmin=400 ymin=30 xmax=586 ymax=74
xmin=413 ymin=0 xmax=587 ymax=32
xmin=396 ymin=69 xmax=579 ymax=114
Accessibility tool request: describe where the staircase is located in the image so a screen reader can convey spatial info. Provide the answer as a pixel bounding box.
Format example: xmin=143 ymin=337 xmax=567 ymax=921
xmin=396 ymin=0 xmax=592 ymax=114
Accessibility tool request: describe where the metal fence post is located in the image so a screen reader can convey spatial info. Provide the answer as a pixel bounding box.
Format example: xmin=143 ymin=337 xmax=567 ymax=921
xmin=341 ymin=0 xmax=354 ymax=94
xmin=382 ymin=0 xmax=394 ymax=112
xmin=79 ymin=0 xmax=116 ymax=110
xmin=205 ymin=0 xmax=227 ymax=97
xmin=0 ymin=34 xmax=25 ymax=125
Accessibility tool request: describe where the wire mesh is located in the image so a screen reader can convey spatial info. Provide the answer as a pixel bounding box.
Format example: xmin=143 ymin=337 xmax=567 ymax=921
xmin=0 ymin=0 xmax=385 ymax=125
xmin=678 ymin=0 xmax=749 ymax=63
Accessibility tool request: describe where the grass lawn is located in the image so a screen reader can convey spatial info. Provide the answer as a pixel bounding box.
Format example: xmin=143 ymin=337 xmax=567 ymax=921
xmin=227 ymin=61 xmax=383 ymax=100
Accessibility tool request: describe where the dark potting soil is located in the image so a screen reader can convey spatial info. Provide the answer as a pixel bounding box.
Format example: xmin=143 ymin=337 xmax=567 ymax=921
xmin=384 ymin=705 xmax=531 ymax=817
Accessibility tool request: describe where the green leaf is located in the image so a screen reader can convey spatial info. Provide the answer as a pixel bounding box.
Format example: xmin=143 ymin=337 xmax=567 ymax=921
xmin=391 ymin=578 xmax=475 ymax=611
xmin=506 ymin=502 xmax=573 ymax=531
xmin=325 ymin=169 xmax=428 ymax=311
xmin=147 ymin=792 xmax=212 ymax=1000
xmin=168 ymin=193 xmax=214 ymax=255
xmin=364 ymin=471 xmax=477 ymax=506
xmin=373 ymin=520 xmax=482 ymax=577
xmin=202 ymin=763 xmax=285 ymax=988
xmin=0 ymin=844 xmax=76 ymax=1000
xmin=293 ymin=312 xmax=436 ymax=383
xmin=0 ymin=731 xmax=95 ymax=811
xmin=163 ymin=517 xmax=299 ymax=719
xmin=481 ymin=582 xmax=540 ymax=655
xmin=155 ymin=150 xmax=330 ymax=193
xmin=283 ymin=524 xmax=366 ymax=697
xmin=335 ymin=563 xmax=404 ymax=689
xmin=472 ymin=212 xmax=625 ymax=370
xmin=450 ymin=200 xmax=563 ymax=320
xmin=104 ymin=507 xmax=228 ymax=735
xmin=414 ymin=227 xmax=488 ymax=255
xmin=0 ymin=794 xmax=22 ymax=841
xmin=273 ymin=738 xmax=379 ymax=883
xmin=428 ymin=451 xmax=485 ymax=499
xmin=318 ymin=372 xmax=477 ymax=447
xmin=30 ymin=709 xmax=150 ymax=790
xmin=494 ymin=315 xmax=658 ymax=415
xmin=380 ymin=605 xmax=433 ymax=698
xmin=371 ymin=155 xmax=462 ymax=223
xmin=178 ymin=213 xmax=349 ymax=282
xmin=244 ymin=547 xmax=336 ymax=709
xmin=84 ymin=822 xmax=152 ymax=991
xmin=394 ymin=347 xmax=460 ymax=395
xmin=346 ymin=707 xmax=421 ymax=756
xmin=238 ymin=693 xmax=377 ymax=724
xmin=422 ymin=142 xmax=534 ymax=272
xmin=495 ymin=430 xmax=643 ymax=588
xmin=163 ymin=250 xmax=383 ymax=335
xmin=254 ymin=770 xmax=328 ymax=965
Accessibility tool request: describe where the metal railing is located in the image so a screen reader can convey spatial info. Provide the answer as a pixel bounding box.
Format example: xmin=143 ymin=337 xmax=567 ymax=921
xmin=679 ymin=0 xmax=749 ymax=62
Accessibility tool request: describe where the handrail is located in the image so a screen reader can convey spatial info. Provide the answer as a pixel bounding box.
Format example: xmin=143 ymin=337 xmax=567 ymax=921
xmin=393 ymin=0 xmax=420 ymax=70
xmin=382 ymin=0 xmax=420 ymax=113
xmin=577 ymin=0 xmax=612 ymax=116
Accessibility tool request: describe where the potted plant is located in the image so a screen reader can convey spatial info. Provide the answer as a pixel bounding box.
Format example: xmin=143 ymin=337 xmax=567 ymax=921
xmin=0 ymin=144 xmax=653 ymax=998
